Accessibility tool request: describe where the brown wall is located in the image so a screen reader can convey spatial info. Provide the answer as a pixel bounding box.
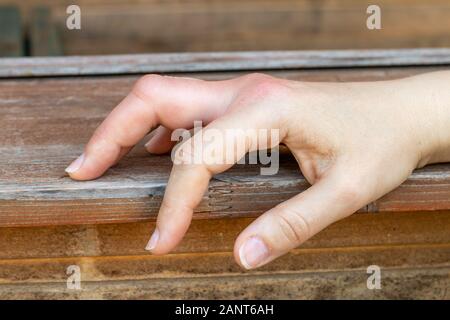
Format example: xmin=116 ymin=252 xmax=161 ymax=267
xmin=1 ymin=0 xmax=450 ymax=55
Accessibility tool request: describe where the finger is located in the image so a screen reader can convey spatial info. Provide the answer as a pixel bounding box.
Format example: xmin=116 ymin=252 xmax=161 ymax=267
xmin=234 ymin=168 xmax=370 ymax=269
xmin=66 ymin=75 xmax=238 ymax=180
xmin=147 ymin=108 xmax=284 ymax=254
xmin=112 ymin=146 xmax=133 ymax=166
xmin=144 ymin=126 xmax=175 ymax=154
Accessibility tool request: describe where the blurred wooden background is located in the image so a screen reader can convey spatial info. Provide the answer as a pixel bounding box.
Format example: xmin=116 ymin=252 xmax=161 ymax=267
xmin=0 ymin=0 xmax=450 ymax=56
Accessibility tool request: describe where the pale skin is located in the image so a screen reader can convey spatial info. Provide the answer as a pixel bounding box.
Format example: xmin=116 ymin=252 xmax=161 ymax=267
xmin=65 ymin=71 xmax=450 ymax=269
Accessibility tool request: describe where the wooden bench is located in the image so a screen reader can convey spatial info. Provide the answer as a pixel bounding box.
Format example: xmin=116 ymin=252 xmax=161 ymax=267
xmin=0 ymin=49 xmax=449 ymax=299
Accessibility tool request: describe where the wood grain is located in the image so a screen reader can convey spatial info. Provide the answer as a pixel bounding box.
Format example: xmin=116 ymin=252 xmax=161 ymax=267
xmin=0 ymin=211 xmax=449 ymax=259
xmin=1 ymin=48 xmax=450 ymax=77
xmin=0 ymin=210 xmax=448 ymax=298
xmin=1 ymin=65 xmax=450 ymax=227
xmin=0 ymin=244 xmax=449 ymax=284
xmin=0 ymin=62 xmax=448 ymax=300
xmin=1 ymin=0 xmax=450 ymax=55
xmin=1 ymin=266 xmax=448 ymax=299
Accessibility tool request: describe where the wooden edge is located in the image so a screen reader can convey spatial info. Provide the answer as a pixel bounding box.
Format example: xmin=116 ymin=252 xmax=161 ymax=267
xmin=0 ymin=211 xmax=448 ymax=259
xmin=1 ymin=48 xmax=450 ymax=78
xmin=2 ymin=161 xmax=450 ymax=202
xmin=1 ymin=163 xmax=449 ymax=227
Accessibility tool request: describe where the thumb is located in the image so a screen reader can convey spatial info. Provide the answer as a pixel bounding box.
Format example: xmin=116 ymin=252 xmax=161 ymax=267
xmin=234 ymin=169 xmax=369 ymax=269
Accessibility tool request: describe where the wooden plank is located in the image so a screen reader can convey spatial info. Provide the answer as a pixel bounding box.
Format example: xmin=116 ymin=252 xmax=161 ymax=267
xmin=1 ymin=66 xmax=450 ymax=227
xmin=0 ymin=211 xmax=447 ymax=298
xmin=0 ymin=266 xmax=448 ymax=299
xmin=0 ymin=244 xmax=448 ymax=284
xmin=29 ymin=7 xmax=62 ymax=56
xmin=1 ymin=161 xmax=450 ymax=227
xmin=0 ymin=211 xmax=448 ymax=259
xmin=57 ymin=0 xmax=450 ymax=55
xmin=2 ymin=0 xmax=450 ymax=55
xmin=0 ymin=48 xmax=450 ymax=78
xmin=0 ymin=6 xmax=23 ymax=57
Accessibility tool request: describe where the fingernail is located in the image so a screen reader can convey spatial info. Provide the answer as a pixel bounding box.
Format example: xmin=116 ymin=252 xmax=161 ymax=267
xmin=239 ymin=236 xmax=270 ymax=269
xmin=65 ymin=153 xmax=85 ymax=173
xmin=145 ymin=229 xmax=159 ymax=251
xmin=144 ymin=137 xmax=156 ymax=151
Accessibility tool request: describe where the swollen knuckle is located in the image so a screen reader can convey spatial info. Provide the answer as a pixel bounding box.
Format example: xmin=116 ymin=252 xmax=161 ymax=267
xmin=243 ymin=72 xmax=272 ymax=83
xmin=275 ymin=205 xmax=312 ymax=245
xmin=239 ymin=75 xmax=291 ymax=104
xmin=133 ymin=74 xmax=164 ymax=98
xmin=251 ymin=78 xmax=280 ymax=96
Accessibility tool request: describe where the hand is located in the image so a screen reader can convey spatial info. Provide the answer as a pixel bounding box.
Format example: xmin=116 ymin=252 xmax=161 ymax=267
xmin=66 ymin=71 xmax=450 ymax=269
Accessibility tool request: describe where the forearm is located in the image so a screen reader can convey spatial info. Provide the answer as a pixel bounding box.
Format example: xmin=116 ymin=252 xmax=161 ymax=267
xmin=393 ymin=71 xmax=450 ymax=165
xmin=298 ymin=70 xmax=450 ymax=169
xmin=336 ymin=70 xmax=450 ymax=167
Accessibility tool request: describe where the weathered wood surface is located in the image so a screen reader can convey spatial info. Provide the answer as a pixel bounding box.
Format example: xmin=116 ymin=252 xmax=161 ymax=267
xmin=2 ymin=0 xmax=450 ymax=55
xmin=1 ymin=266 xmax=449 ymax=299
xmin=0 ymin=51 xmax=449 ymax=299
xmin=29 ymin=7 xmax=63 ymax=57
xmin=1 ymin=211 xmax=449 ymax=259
xmin=1 ymin=64 xmax=450 ymax=227
xmin=0 ymin=212 xmax=449 ymax=298
xmin=0 ymin=6 xmax=23 ymax=57
xmin=1 ymin=244 xmax=449 ymax=284
xmin=1 ymin=48 xmax=450 ymax=77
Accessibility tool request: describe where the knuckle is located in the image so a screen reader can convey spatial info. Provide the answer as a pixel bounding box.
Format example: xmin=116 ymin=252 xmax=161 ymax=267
xmin=335 ymin=178 xmax=365 ymax=206
xmin=133 ymin=74 xmax=164 ymax=98
xmin=240 ymin=74 xmax=292 ymax=103
xmin=242 ymin=72 xmax=272 ymax=83
xmin=274 ymin=205 xmax=312 ymax=246
xmin=251 ymin=78 xmax=281 ymax=96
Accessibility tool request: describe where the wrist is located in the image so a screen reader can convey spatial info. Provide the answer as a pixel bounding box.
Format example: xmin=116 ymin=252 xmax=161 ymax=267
xmin=388 ymin=71 xmax=450 ymax=167
xmin=428 ymin=111 xmax=450 ymax=165
xmin=413 ymin=73 xmax=450 ymax=166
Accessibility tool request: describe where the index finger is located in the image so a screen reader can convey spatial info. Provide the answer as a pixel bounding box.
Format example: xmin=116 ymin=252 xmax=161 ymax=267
xmin=65 ymin=74 xmax=238 ymax=180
